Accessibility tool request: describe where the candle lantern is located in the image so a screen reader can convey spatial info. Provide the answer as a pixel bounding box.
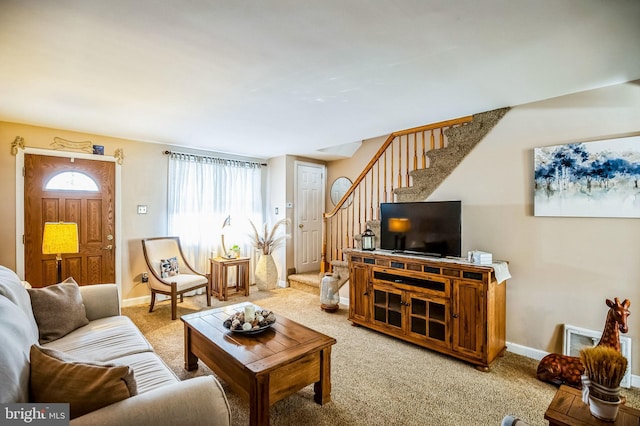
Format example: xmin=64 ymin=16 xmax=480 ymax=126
xmin=320 ymin=273 xmax=340 ymax=312
xmin=361 ymin=228 xmax=376 ymax=251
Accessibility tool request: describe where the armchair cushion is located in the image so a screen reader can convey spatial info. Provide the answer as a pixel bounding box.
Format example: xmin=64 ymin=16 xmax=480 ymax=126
xmin=160 ymin=256 xmax=180 ymax=278
xmin=30 ymin=345 xmax=137 ymax=419
xmin=27 ymin=278 xmax=89 ymax=344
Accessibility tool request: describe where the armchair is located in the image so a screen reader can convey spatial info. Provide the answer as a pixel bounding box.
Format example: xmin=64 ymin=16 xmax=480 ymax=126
xmin=141 ymin=237 xmax=211 ymax=320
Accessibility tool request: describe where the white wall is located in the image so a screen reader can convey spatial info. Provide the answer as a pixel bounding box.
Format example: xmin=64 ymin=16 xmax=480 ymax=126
xmin=266 ymin=155 xmax=288 ymax=286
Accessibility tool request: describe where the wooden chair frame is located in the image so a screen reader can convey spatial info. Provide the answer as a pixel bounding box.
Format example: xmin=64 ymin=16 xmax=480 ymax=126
xmin=141 ymin=236 xmax=211 ymax=320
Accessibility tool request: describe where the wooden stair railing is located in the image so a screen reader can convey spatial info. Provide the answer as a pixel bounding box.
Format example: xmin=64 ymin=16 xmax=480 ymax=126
xmin=321 ymin=115 xmax=473 ymax=272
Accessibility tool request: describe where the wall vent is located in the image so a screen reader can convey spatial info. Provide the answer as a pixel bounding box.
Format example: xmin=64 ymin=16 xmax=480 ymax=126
xmin=563 ymin=324 xmax=632 ymax=388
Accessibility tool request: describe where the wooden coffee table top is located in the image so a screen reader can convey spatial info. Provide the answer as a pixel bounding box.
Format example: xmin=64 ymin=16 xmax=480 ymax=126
xmin=181 ymin=302 xmax=336 ymax=374
xmin=545 ymin=385 xmax=640 ymax=426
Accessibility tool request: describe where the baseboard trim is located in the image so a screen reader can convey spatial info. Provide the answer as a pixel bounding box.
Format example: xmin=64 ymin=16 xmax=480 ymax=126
xmin=122 ymin=295 xmax=152 ymax=308
xmin=506 ymin=341 xmax=639 ymax=388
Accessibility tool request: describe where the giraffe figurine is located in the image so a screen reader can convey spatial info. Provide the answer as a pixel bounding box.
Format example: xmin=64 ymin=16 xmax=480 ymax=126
xmin=536 ymin=297 xmax=631 ymax=388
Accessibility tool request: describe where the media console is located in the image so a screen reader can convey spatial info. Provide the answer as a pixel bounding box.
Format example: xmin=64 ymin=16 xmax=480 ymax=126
xmin=346 ymin=249 xmax=507 ymax=371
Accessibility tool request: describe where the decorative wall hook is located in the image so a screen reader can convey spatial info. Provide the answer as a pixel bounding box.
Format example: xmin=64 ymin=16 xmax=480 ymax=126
xmin=114 ymin=148 xmax=125 ymax=165
xmin=10 ymin=136 xmax=25 ymax=155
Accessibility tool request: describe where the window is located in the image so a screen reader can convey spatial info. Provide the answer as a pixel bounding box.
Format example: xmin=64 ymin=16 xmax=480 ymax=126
xmin=167 ymin=152 xmax=263 ymax=274
xmin=44 ymin=171 xmax=99 ymax=191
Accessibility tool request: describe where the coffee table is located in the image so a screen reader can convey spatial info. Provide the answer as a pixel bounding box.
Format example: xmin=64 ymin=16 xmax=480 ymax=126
xmin=545 ymin=385 xmax=640 ymax=425
xmin=181 ymin=302 xmax=337 ymax=426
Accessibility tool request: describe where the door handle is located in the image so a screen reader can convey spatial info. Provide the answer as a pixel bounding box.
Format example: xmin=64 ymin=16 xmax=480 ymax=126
xmin=298 ymin=224 xmax=304 ymax=228
xmin=102 ymin=244 xmax=113 ymax=250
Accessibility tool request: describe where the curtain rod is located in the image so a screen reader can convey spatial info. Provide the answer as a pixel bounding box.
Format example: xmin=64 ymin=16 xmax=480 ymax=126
xmin=163 ymin=150 xmax=266 ymax=167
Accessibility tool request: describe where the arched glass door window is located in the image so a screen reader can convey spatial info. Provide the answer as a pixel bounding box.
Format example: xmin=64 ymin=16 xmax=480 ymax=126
xmin=44 ymin=171 xmax=99 ymax=191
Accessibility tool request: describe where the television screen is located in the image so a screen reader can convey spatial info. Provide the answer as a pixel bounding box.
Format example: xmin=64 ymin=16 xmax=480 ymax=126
xmin=379 ymin=201 xmax=462 ymax=257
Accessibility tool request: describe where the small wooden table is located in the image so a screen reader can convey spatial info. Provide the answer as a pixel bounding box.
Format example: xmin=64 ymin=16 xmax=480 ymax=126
xmin=210 ymin=257 xmax=250 ymax=301
xmin=182 ymin=302 xmax=336 ymax=426
xmin=545 ymin=385 xmax=640 ymax=425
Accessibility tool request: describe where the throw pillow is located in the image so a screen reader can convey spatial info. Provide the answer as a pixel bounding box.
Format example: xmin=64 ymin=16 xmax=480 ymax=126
xmin=160 ymin=256 xmax=180 ymax=278
xmin=27 ymin=278 xmax=89 ymax=344
xmin=29 ymin=345 xmax=137 ymax=419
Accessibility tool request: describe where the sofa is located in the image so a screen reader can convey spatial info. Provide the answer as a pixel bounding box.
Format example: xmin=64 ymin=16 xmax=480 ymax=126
xmin=0 ymin=265 xmax=231 ymax=425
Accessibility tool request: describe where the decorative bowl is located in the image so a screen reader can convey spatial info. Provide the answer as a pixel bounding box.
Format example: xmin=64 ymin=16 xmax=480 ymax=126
xmin=223 ymin=309 xmax=276 ymax=334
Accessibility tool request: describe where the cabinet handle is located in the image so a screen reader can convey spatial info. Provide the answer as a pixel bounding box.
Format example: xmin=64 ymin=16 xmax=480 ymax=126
xmin=452 ymin=313 xmax=459 ymax=318
xmin=363 ymin=292 xmax=369 ymax=296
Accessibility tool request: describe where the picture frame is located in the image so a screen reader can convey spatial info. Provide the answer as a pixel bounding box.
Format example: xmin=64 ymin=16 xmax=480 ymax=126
xmin=534 ymin=136 xmax=640 ymax=218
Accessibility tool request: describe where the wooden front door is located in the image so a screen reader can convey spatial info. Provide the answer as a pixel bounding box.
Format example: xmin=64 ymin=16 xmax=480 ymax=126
xmin=24 ymin=154 xmax=115 ymax=287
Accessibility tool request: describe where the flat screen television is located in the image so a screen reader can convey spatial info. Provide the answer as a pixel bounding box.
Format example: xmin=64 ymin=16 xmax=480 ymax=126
xmin=379 ymin=201 xmax=462 ymax=257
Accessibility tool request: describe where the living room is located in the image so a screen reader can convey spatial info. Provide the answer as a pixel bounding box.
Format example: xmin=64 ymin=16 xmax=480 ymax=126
xmin=1 ymin=1 xmax=640 ymax=425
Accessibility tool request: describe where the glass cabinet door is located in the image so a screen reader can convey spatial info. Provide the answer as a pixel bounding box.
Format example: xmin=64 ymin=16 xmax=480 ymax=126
xmin=372 ymin=285 xmax=403 ymax=330
xmin=407 ymin=293 xmax=450 ymax=348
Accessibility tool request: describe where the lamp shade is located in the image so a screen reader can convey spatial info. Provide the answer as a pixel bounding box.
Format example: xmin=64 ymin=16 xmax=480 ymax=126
xmin=388 ymin=218 xmax=411 ymax=233
xmin=42 ymin=222 xmax=79 ymax=255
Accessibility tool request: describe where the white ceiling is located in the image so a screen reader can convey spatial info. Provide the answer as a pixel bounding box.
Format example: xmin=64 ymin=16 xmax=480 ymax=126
xmin=1 ymin=0 xmax=639 ymax=161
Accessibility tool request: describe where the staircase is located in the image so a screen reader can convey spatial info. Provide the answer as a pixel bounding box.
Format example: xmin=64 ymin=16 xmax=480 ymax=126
xmin=288 ymin=261 xmax=349 ymax=296
xmin=289 ymin=107 xmax=509 ymax=293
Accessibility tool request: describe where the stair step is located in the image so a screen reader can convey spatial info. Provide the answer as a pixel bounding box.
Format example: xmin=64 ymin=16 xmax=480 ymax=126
xmin=288 ymin=272 xmax=322 ymax=295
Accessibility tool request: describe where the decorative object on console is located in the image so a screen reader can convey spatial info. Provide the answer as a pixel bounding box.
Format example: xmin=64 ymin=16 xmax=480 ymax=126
xmin=536 ymin=297 xmax=630 ymax=388
xmin=42 ymin=222 xmax=79 ymax=283
xmin=388 ymin=218 xmax=411 ymax=252
xmin=468 ymin=250 xmax=493 ymax=265
xmin=320 ymin=273 xmax=340 ymax=312
xmin=534 ymin=136 xmax=640 ymax=218
xmin=580 ymin=346 xmax=628 ymax=421
xmin=361 ymin=228 xmax=376 ymax=250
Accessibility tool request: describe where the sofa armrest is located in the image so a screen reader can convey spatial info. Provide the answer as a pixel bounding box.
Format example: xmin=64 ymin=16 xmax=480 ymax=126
xmin=70 ymin=376 xmax=231 ymax=426
xmin=79 ymin=284 xmax=120 ymax=321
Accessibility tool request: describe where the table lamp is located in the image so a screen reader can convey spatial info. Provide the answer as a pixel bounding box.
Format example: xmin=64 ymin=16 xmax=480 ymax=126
xmin=42 ymin=222 xmax=79 ymax=282
xmin=388 ymin=218 xmax=411 ymax=252
xmin=220 ymin=215 xmax=232 ymax=258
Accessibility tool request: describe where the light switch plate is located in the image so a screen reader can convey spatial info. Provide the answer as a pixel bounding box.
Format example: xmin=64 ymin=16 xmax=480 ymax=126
xmin=137 ymin=205 xmax=148 ymax=214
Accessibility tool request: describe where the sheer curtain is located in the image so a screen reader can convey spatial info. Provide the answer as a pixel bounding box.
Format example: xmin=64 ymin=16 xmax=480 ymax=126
xmin=167 ymin=152 xmax=263 ymax=276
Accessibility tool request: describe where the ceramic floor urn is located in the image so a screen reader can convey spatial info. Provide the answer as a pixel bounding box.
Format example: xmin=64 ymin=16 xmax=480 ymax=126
xmin=255 ymin=254 xmax=278 ymax=290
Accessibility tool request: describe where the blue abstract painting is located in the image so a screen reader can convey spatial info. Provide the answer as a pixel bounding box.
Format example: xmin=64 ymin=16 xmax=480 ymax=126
xmin=534 ymin=136 xmax=640 ymax=218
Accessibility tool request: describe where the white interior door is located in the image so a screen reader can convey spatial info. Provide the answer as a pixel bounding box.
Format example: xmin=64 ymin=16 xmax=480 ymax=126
xmin=294 ymin=161 xmax=325 ymax=274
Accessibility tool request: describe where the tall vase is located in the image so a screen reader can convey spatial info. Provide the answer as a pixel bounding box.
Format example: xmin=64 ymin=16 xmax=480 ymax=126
xmin=255 ymin=254 xmax=278 ymax=290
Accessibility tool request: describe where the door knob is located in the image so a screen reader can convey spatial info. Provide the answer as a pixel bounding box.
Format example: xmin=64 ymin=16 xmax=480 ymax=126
xmin=102 ymin=244 xmax=113 ymax=250
xmin=298 ymin=224 xmax=304 ymax=228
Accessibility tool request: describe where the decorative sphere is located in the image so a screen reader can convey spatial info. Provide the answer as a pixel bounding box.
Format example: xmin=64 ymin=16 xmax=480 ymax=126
xmin=242 ymin=322 xmax=252 ymax=331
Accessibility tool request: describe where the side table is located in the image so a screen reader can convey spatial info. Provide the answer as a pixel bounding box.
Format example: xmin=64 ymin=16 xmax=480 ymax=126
xmin=545 ymin=385 xmax=640 ymax=425
xmin=210 ymin=257 xmax=250 ymax=301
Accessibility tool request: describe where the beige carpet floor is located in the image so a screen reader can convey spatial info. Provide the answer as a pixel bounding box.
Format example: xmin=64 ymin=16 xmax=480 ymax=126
xmin=122 ymin=287 xmax=640 ymax=426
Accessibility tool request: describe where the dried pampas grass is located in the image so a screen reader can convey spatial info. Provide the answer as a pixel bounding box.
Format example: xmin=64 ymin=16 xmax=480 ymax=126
xmin=580 ymin=346 xmax=628 ymax=389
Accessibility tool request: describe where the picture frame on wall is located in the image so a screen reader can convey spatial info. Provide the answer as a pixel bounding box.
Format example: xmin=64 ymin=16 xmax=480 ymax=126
xmin=534 ymin=135 xmax=640 ymax=218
